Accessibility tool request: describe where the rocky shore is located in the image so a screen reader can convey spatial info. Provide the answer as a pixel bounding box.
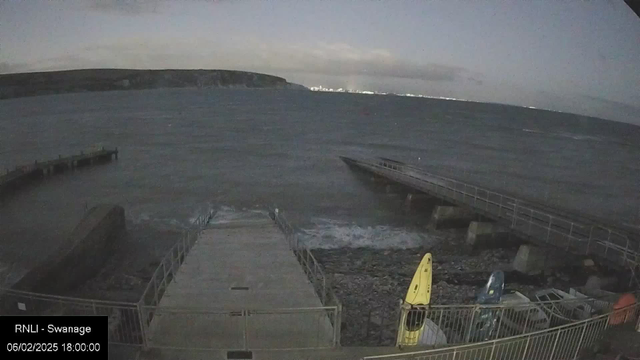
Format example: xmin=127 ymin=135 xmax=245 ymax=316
xmin=312 ymin=228 xmax=593 ymax=346
xmin=68 ymin=224 xmax=182 ymax=303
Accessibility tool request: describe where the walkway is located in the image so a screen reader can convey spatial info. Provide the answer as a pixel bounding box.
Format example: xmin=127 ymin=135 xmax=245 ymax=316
xmin=341 ymin=156 xmax=640 ymax=270
xmin=0 ymin=148 xmax=118 ymax=194
xmin=145 ymin=214 xmax=335 ymax=350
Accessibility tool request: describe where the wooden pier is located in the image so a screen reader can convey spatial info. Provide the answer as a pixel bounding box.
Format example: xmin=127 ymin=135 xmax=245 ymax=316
xmin=0 ymin=148 xmax=118 ymax=195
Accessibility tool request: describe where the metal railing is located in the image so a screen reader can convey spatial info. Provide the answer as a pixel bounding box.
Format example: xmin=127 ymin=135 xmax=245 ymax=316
xmin=0 ymin=288 xmax=143 ymax=346
xmin=0 ymin=210 xmax=214 ymax=349
xmin=139 ymin=211 xmax=212 ymax=332
xmin=363 ymin=302 xmax=640 ymax=360
xmin=351 ymin=157 xmax=640 ymax=269
xmin=142 ymin=305 xmax=338 ymax=350
xmin=136 ymin=208 xmax=342 ymax=350
xmin=269 ymin=208 xmax=343 ymax=345
xmin=1 ymin=148 xmax=119 ymax=185
xmin=139 ymin=232 xmax=198 ymax=309
xmin=396 ymin=297 xmax=614 ymax=347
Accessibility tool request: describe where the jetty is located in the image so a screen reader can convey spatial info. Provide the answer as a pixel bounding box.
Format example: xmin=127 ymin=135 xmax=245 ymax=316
xmin=139 ymin=210 xmax=340 ymax=357
xmin=0 ymin=148 xmax=118 ymax=195
xmin=340 ymin=156 xmax=640 ymax=273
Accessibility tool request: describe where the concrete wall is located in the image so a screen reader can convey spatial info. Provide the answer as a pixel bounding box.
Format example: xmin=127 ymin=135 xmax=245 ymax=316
xmin=466 ymin=221 xmax=511 ymax=249
xmin=512 ymin=244 xmax=566 ymax=275
xmin=8 ymin=204 xmax=125 ymax=297
xmin=430 ymin=206 xmax=476 ymax=229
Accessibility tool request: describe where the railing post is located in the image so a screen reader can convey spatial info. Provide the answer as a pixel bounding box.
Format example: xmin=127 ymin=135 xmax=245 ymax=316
xmin=243 ymin=310 xmax=249 ymax=350
xmin=520 ymin=336 xmax=531 ymax=360
xmin=548 ymin=329 xmax=561 ymax=359
xmin=322 ymin=276 xmax=327 ymax=305
xmin=489 ymin=342 xmax=497 ymax=360
xmin=465 ymin=305 xmax=478 ymax=342
xmin=512 ymin=200 xmax=518 ymax=228
xmin=572 ymin=322 xmax=588 ymax=360
xmin=333 ymin=304 xmax=342 ymax=347
xmin=137 ymin=302 xmax=149 ymax=349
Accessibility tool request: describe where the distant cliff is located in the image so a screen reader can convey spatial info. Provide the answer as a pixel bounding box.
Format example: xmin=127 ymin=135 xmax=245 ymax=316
xmin=0 ymin=69 xmax=307 ymax=100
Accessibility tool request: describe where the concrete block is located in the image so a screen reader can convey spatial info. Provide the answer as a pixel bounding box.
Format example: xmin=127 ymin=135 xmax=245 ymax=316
xmin=9 ymin=204 xmax=125 ymax=299
xmin=512 ymin=244 xmax=565 ymax=275
xmin=466 ymin=221 xmax=510 ymax=249
xmin=430 ymin=206 xmax=476 ymax=229
xmin=584 ymin=275 xmax=618 ymax=291
xmin=404 ymin=193 xmax=432 ymax=210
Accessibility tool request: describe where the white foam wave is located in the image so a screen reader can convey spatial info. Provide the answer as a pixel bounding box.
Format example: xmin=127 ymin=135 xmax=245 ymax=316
xmin=298 ymin=218 xmax=438 ymax=249
xmin=207 ymin=205 xmax=269 ymax=225
xmin=522 ymin=129 xmax=603 ymax=142
xmin=128 ymin=203 xmax=217 ymax=230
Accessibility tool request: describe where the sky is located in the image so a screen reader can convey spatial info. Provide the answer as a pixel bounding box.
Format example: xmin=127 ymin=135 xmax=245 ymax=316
xmin=1 ymin=0 xmax=639 ymax=124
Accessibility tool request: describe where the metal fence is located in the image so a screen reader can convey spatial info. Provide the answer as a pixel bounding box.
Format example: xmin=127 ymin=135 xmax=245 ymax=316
xmin=0 ymin=288 xmax=143 ymax=346
xmin=0 ymin=210 xmax=213 ymax=349
xmin=139 ymin=231 xmax=199 ymax=311
xmin=357 ymin=158 xmax=640 ymax=269
xmin=136 ymin=208 xmax=342 ymax=350
xmin=396 ymin=297 xmax=614 ymax=347
xmin=269 ymin=208 xmax=343 ymax=344
xmin=138 ymin=211 xmax=212 ymax=337
xmin=363 ymin=302 xmax=640 ymax=360
xmin=142 ymin=305 xmax=339 ymax=350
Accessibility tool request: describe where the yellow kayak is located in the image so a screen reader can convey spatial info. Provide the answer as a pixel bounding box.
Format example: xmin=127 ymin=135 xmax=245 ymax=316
xmin=398 ymin=253 xmax=436 ymax=346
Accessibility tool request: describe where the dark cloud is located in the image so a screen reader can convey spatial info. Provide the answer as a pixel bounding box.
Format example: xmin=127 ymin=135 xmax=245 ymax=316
xmin=580 ymin=94 xmax=640 ymax=114
xmin=251 ymin=43 xmax=471 ymax=82
xmin=298 ymin=59 xmax=465 ymax=82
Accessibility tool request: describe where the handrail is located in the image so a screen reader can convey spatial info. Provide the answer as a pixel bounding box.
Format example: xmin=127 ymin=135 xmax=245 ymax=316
xmin=0 ymin=287 xmax=137 ymax=307
xmin=395 ymin=295 xmax=616 ymax=347
xmin=350 ymin=157 xmax=639 ymax=268
xmin=269 ymin=207 xmax=343 ymax=346
xmin=363 ymin=302 xmax=640 ymax=360
xmin=139 ymin=210 xmax=213 ymax=310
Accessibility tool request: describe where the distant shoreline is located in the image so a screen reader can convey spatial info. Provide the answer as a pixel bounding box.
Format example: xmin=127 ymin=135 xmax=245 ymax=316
xmin=0 ymin=68 xmax=307 ymax=100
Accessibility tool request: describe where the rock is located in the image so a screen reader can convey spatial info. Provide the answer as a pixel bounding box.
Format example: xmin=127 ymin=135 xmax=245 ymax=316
xmin=585 ymin=275 xmax=617 ymax=290
xmin=369 ymin=314 xmax=383 ymax=326
xmin=583 ymin=259 xmax=595 ymax=267
xmin=547 ymin=276 xmax=555 ymax=285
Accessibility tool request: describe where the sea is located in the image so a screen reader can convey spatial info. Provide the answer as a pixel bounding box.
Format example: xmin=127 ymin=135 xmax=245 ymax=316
xmin=1 ymin=88 xmax=639 ymax=275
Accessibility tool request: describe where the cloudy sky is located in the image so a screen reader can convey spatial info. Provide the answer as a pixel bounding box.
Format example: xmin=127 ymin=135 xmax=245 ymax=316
xmin=1 ymin=0 xmax=639 ymax=124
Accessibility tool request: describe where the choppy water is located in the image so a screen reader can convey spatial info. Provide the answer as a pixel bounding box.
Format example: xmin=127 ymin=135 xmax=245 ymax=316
xmin=1 ymin=88 xmax=639 ymax=269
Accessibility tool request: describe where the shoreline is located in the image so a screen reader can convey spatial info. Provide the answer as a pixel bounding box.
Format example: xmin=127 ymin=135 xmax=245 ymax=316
xmin=312 ymin=229 xmax=596 ymax=346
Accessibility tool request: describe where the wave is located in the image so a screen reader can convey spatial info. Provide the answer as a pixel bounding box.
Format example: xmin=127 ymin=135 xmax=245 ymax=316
xmin=127 ymin=206 xmax=439 ymax=249
xmin=297 ymin=217 xmax=438 ymax=249
xmin=206 ymin=205 xmax=269 ymax=225
xmin=127 ymin=203 xmax=216 ymax=230
xmin=522 ymin=129 xmax=603 ymax=142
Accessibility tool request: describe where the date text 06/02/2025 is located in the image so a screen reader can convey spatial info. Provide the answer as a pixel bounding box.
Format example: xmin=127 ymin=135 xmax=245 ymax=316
xmin=2 ymin=316 xmax=108 ymax=359
xmin=7 ymin=342 xmax=101 ymax=353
